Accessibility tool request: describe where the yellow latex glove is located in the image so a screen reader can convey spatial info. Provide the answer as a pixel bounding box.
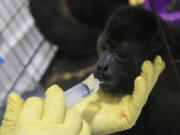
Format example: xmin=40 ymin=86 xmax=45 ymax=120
xmin=0 ymin=85 xmax=91 ymax=135
xmin=129 ymin=0 xmax=145 ymax=6
xmin=73 ymin=56 xmax=165 ymax=135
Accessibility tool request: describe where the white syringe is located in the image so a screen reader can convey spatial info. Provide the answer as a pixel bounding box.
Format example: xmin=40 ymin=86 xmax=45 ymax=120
xmin=64 ymin=75 xmax=100 ymax=108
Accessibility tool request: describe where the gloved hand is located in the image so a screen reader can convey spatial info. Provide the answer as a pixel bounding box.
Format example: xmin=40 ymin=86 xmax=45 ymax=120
xmin=73 ymin=56 xmax=165 ymax=135
xmin=129 ymin=0 xmax=145 ymax=5
xmin=0 ymin=85 xmax=91 ymax=135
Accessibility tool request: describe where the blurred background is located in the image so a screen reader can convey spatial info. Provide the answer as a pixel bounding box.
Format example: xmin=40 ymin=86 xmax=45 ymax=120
xmin=0 ymin=0 xmax=59 ymax=119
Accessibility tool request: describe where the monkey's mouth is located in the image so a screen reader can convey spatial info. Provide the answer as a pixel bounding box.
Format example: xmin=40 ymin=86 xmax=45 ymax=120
xmin=98 ymin=79 xmax=115 ymax=88
xmin=94 ymin=75 xmax=114 ymax=87
xmin=94 ymin=72 xmax=117 ymax=89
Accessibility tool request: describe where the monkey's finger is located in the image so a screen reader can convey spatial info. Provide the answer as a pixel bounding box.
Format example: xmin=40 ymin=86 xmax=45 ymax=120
xmin=42 ymin=85 xmax=66 ymax=123
xmin=0 ymin=93 xmax=23 ymax=133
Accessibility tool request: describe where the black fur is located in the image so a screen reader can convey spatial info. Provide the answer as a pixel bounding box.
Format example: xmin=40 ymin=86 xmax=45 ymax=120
xmin=29 ymin=0 xmax=128 ymax=60
xmin=94 ymin=6 xmax=180 ymax=135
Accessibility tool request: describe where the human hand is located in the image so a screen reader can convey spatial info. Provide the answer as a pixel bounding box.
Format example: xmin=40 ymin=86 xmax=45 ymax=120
xmin=129 ymin=0 xmax=145 ymax=5
xmin=73 ymin=56 xmax=165 ymax=135
xmin=0 ymin=85 xmax=91 ymax=135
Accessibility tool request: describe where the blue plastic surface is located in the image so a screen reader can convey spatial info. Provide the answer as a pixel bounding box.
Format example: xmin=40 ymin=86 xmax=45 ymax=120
xmin=0 ymin=57 xmax=4 ymax=64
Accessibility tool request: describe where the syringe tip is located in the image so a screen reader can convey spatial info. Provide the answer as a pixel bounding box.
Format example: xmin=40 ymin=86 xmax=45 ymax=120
xmin=83 ymin=77 xmax=100 ymax=93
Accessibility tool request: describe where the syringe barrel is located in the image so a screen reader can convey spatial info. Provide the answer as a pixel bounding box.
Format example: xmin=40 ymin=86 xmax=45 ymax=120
xmin=64 ymin=83 xmax=90 ymax=108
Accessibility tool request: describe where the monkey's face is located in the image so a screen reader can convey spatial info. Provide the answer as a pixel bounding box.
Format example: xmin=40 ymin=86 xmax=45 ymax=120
xmin=94 ymin=7 xmax=163 ymax=96
xmin=94 ymin=33 xmax=142 ymax=96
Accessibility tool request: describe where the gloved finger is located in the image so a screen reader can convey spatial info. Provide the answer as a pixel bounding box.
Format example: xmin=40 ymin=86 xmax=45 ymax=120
xmin=129 ymin=0 xmax=145 ymax=5
xmin=42 ymin=85 xmax=66 ymax=123
xmin=153 ymin=56 xmax=165 ymax=80
xmin=62 ymin=109 xmax=82 ymax=134
xmin=131 ymin=76 xmax=146 ymax=107
xmin=2 ymin=93 xmax=23 ymax=123
xmin=140 ymin=60 xmax=153 ymax=91
xmin=79 ymin=120 xmax=91 ymax=135
xmin=18 ymin=97 xmax=43 ymax=123
xmin=0 ymin=93 xmax=23 ymax=133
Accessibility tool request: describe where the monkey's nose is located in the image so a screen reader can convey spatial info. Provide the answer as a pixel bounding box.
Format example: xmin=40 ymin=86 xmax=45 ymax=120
xmin=96 ymin=63 xmax=109 ymax=72
xmin=94 ymin=63 xmax=109 ymax=81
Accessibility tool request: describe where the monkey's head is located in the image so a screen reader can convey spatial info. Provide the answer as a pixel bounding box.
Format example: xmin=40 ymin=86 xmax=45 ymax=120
xmin=94 ymin=6 xmax=165 ymax=96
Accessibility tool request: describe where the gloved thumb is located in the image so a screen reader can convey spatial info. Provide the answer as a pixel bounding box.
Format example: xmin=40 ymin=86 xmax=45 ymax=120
xmin=0 ymin=93 xmax=23 ymax=135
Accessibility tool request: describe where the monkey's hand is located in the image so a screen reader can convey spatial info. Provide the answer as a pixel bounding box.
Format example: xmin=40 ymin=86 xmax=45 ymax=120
xmin=73 ymin=56 xmax=165 ymax=135
xmin=0 ymin=85 xmax=91 ymax=135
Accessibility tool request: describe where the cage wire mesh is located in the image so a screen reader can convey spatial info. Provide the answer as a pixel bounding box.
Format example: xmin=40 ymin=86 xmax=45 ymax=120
xmin=0 ymin=0 xmax=58 ymax=115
